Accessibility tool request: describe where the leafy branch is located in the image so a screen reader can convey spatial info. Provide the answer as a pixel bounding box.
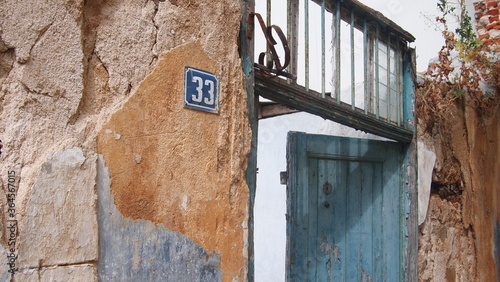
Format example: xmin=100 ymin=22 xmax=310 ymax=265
xmin=427 ymin=0 xmax=499 ymax=104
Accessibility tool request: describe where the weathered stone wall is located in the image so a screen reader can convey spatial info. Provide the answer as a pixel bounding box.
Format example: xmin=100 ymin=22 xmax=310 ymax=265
xmin=417 ymin=84 xmax=500 ymax=281
xmin=417 ymin=1 xmax=500 ymax=280
xmin=0 ymin=0 xmax=251 ymax=281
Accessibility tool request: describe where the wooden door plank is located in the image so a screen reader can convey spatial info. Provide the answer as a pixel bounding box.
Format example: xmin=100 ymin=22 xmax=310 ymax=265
xmin=306 ymin=135 xmax=387 ymax=161
xmin=331 ymin=157 xmax=347 ymax=282
xmin=306 ymin=157 xmax=319 ymax=282
xmin=287 ymin=132 xmax=309 ymax=281
xmin=372 ymin=161 xmax=384 ymax=280
xmin=346 ymin=160 xmax=362 ymax=281
xmin=382 ymin=143 xmax=402 ymax=282
xmin=316 ymin=159 xmax=338 ymax=281
xmin=360 ymin=162 xmax=374 ymax=280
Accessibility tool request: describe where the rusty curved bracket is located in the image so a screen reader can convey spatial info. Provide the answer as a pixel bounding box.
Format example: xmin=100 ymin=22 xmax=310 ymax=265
xmin=250 ymin=12 xmax=292 ymax=78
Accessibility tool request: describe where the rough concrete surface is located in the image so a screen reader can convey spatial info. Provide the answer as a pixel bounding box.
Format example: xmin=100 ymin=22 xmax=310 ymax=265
xmin=18 ymin=148 xmax=98 ymax=268
xmin=97 ymin=39 xmax=251 ymax=281
xmin=97 ymin=155 xmax=222 ymax=281
xmin=39 ymin=264 xmax=97 ymax=282
xmin=88 ymin=0 xmax=157 ymax=96
xmin=12 ymin=269 xmax=38 ymax=282
xmin=417 ymin=84 xmax=500 ymax=280
xmin=1 ymin=0 xmax=250 ymax=281
xmin=419 ymin=194 xmax=477 ymax=281
xmin=15 ymin=264 xmax=96 ymax=282
xmin=0 ymin=0 xmax=87 ymax=200
xmin=0 ymin=245 xmax=11 ymax=281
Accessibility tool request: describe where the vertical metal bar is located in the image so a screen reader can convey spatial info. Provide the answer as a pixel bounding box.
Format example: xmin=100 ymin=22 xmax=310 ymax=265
xmin=335 ymin=0 xmax=341 ymax=103
xmin=375 ymin=26 xmax=380 ymax=119
xmin=350 ymin=10 xmax=355 ymax=110
xmin=266 ymin=0 xmax=271 ymax=65
xmin=287 ymin=0 xmax=299 ymax=84
xmin=387 ymin=33 xmax=391 ymax=122
xmin=266 ymin=0 xmax=271 ymax=27
xmin=305 ymin=0 xmax=310 ymax=91
xmin=321 ymin=0 xmax=326 ymax=98
xmin=364 ymin=18 xmax=368 ymax=115
xmin=287 ymin=0 xmax=292 ymax=81
xmin=367 ymin=26 xmax=375 ymax=115
xmin=397 ymin=39 xmax=402 ymax=127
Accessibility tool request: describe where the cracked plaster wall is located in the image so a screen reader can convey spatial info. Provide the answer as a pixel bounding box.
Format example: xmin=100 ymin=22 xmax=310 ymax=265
xmin=0 ymin=0 xmax=250 ymax=281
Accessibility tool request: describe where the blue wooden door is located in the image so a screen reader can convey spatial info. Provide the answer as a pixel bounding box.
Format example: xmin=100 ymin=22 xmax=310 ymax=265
xmin=286 ymin=132 xmax=404 ymax=282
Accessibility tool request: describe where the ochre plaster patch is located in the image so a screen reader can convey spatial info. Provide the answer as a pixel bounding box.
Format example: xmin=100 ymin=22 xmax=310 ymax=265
xmin=97 ymin=41 xmax=249 ymax=281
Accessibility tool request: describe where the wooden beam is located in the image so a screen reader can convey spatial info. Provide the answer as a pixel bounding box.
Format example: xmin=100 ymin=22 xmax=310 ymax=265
xmin=255 ymin=72 xmax=413 ymax=143
xmin=259 ymin=102 xmax=300 ymax=119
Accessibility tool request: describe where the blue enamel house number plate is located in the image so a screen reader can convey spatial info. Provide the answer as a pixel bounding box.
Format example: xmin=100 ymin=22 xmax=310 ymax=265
xmin=184 ymin=66 xmax=219 ymax=114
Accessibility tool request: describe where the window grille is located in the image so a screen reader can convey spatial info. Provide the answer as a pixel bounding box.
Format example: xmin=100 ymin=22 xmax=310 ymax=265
xmin=253 ymin=0 xmax=416 ymax=142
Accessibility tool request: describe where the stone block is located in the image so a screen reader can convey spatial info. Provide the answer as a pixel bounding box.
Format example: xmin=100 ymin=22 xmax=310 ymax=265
xmin=40 ymin=265 xmax=97 ymax=282
xmin=13 ymin=270 xmax=39 ymax=282
xmin=0 ymin=246 xmax=11 ymax=281
xmin=486 ymin=8 xmax=499 ymax=16
xmin=17 ymin=148 xmax=98 ymax=269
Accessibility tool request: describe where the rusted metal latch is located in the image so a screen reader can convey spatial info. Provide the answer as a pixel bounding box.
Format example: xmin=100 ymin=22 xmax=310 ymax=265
xmin=248 ymin=12 xmax=295 ymax=79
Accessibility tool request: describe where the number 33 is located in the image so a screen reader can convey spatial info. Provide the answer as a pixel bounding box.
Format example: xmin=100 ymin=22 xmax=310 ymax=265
xmin=191 ymin=76 xmax=215 ymax=105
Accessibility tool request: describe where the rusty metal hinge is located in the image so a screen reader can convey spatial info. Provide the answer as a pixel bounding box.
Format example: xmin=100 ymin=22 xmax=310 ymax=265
xmin=280 ymin=171 xmax=288 ymax=185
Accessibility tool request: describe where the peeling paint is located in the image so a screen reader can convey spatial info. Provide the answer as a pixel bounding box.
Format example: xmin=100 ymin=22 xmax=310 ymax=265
xmin=326 ymin=258 xmax=332 ymax=277
xmin=97 ymin=41 xmax=250 ymax=281
xmin=97 ymin=155 xmax=222 ymax=281
xmin=361 ymin=268 xmax=372 ymax=282
xmin=333 ymin=246 xmax=341 ymax=263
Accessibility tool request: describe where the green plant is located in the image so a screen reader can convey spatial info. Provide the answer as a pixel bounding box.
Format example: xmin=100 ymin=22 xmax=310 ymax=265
xmin=455 ymin=8 xmax=481 ymax=49
xmin=427 ymin=0 xmax=499 ymax=104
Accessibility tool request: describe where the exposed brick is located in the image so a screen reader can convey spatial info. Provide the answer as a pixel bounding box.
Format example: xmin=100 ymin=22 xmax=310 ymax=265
xmin=486 ymin=8 xmax=499 ymax=16
xmin=483 ymin=39 xmax=494 ymax=45
xmin=486 ymin=22 xmax=500 ymax=29
xmin=486 ymin=1 xmax=498 ymax=8
xmin=479 ymin=33 xmax=490 ymax=40
xmin=476 ymin=1 xmax=500 ymax=50
xmin=486 ymin=38 xmax=500 ymax=51
xmin=482 ymin=38 xmax=500 ymax=47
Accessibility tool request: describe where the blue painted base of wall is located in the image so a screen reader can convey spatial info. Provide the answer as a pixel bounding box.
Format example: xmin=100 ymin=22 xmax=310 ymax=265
xmin=496 ymin=220 xmax=500 ymax=281
xmin=97 ymin=156 xmax=222 ymax=281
